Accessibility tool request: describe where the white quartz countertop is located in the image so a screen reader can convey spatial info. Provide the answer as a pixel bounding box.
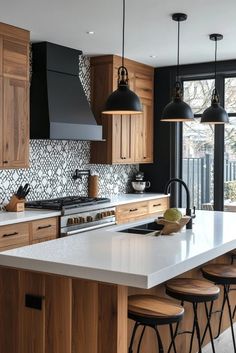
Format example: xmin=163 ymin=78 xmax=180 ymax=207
xmin=108 ymin=193 xmax=168 ymax=205
xmin=0 ymin=210 xmax=61 ymax=226
xmin=0 ymin=210 xmax=236 ymax=289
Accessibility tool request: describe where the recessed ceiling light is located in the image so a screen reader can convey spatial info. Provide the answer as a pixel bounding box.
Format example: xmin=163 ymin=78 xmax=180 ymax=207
xmin=150 ymin=55 xmax=157 ymax=58
xmin=86 ymin=31 xmax=95 ymax=35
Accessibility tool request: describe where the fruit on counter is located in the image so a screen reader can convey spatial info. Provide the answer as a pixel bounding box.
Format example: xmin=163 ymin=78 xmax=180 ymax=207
xmin=164 ymin=208 xmax=182 ymax=222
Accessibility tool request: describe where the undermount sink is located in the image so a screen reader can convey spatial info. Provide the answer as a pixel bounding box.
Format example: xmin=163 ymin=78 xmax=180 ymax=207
xmin=119 ymin=222 xmax=164 ymax=235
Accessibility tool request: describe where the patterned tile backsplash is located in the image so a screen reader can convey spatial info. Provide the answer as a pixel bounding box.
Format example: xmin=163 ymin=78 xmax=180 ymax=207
xmin=0 ymin=140 xmax=138 ymax=205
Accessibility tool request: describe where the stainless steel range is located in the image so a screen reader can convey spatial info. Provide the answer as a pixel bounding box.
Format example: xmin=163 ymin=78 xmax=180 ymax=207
xmin=26 ymin=196 xmax=116 ymax=236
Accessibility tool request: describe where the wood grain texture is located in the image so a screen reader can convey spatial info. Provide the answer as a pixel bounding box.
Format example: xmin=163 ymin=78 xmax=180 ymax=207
xmin=0 ymin=77 xmax=3 ymax=167
xmin=202 ymin=263 xmax=236 ymax=279
xmin=45 ymin=275 xmax=72 ymax=353
xmin=116 ymin=201 xmax=149 ymax=224
xmin=72 ymin=279 xmax=98 ymax=353
xmin=3 ymin=38 xmax=29 ymax=80
xmin=3 ymin=77 xmax=29 ymax=168
xmin=98 ymin=284 xmax=128 ymax=353
xmin=148 ymin=197 xmax=169 ymax=214
xmin=0 ymin=22 xmax=29 ymax=41
xmin=128 ymin=295 xmax=184 ymax=318
xmin=0 ymin=267 xmax=19 ymax=353
xmin=0 ymin=222 xmax=29 ymax=249
xmin=166 ymin=278 xmax=220 ymax=297
xmin=19 ymin=271 xmax=45 ymax=353
xmin=30 ymin=217 xmax=58 ymax=242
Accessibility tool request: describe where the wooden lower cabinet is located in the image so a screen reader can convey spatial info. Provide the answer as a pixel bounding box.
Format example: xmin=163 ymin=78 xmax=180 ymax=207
xmin=116 ymin=197 xmax=169 ymax=224
xmin=0 ymin=254 xmax=235 ymax=353
xmin=0 ymin=217 xmax=59 ymax=251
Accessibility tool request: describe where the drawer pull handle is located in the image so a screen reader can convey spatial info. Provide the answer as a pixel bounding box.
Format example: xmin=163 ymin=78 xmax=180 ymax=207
xmin=3 ymin=160 xmax=8 ymax=164
xmin=3 ymin=232 xmax=18 ymax=237
xmin=38 ymin=225 xmax=52 ymax=230
xmin=153 ymin=203 xmax=161 ymax=207
xmin=129 ymin=208 xmax=138 ymax=212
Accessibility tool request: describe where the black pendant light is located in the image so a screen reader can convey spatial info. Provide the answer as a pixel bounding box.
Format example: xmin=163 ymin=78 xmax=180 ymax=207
xmin=102 ymin=0 xmax=142 ymax=115
xmin=201 ymin=34 xmax=229 ymax=124
xmin=161 ymin=13 xmax=194 ymax=122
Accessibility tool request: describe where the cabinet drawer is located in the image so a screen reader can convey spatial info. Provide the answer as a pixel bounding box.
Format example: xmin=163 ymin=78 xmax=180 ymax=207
xmin=116 ymin=201 xmax=148 ymax=223
xmin=32 ymin=236 xmax=55 ymax=245
xmin=31 ymin=217 xmax=58 ymax=241
xmin=0 ymin=223 xmax=29 ymax=248
xmin=148 ymin=198 xmax=169 ymax=214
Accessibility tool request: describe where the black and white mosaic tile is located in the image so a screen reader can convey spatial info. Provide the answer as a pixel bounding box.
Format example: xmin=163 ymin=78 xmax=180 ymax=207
xmin=0 ymin=55 xmax=139 ymax=205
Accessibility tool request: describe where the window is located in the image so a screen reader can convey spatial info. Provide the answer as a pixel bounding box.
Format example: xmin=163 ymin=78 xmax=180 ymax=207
xmin=182 ymin=79 xmax=215 ymax=209
xmin=224 ymin=78 xmax=236 ymax=209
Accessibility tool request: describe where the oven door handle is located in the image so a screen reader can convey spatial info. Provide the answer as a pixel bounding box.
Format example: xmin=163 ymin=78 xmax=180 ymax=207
xmin=61 ymin=221 xmax=116 ymax=237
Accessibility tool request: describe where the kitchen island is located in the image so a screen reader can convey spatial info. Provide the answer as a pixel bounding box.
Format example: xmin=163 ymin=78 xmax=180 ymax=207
xmin=0 ymin=210 xmax=235 ymax=353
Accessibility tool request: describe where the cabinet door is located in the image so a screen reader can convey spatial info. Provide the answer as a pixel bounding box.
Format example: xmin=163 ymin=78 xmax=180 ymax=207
xmin=112 ymin=114 xmax=133 ymax=163
xmin=3 ymin=77 xmax=29 ymax=168
xmin=3 ymin=38 xmax=29 ymax=80
xmin=0 ymin=77 xmax=3 ymax=168
xmin=134 ymin=98 xmax=153 ymax=163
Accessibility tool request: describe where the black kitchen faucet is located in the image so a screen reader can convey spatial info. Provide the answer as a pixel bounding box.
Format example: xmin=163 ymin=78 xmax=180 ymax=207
xmin=164 ymin=178 xmax=195 ymax=229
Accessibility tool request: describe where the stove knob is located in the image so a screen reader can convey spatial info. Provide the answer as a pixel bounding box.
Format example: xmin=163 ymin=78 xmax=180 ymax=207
xmin=67 ymin=218 xmax=74 ymax=225
xmin=111 ymin=210 xmax=115 ymax=215
xmin=79 ymin=217 xmax=85 ymax=223
xmin=74 ymin=217 xmax=79 ymax=224
xmin=87 ymin=216 xmax=93 ymax=222
xmin=107 ymin=211 xmax=111 ymax=216
xmin=96 ymin=213 xmax=102 ymax=220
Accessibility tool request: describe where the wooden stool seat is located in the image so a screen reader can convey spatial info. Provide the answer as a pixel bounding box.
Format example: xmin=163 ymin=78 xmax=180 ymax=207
xmin=128 ymin=294 xmax=184 ymax=325
xmin=202 ymin=264 xmax=236 ymax=284
xmin=128 ymin=295 xmax=184 ymax=353
xmin=166 ymin=278 xmax=220 ymax=302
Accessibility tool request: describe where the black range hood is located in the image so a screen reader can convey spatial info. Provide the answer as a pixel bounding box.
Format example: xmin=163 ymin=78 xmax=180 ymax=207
xmin=30 ymin=42 xmax=103 ymax=141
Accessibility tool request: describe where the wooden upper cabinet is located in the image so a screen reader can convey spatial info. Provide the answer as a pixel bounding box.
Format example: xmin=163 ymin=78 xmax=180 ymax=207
xmin=112 ymin=114 xmax=133 ymax=163
xmin=3 ymin=38 xmax=29 ymax=80
xmin=90 ymin=55 xmax=154 ymax=165
xmin=3 ymin=78 xmax=29 ymax=168
xmin=0 ymin=23 xmax=30 ymax=169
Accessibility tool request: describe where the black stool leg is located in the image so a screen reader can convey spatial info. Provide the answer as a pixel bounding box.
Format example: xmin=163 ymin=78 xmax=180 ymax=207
xmin=224 ymin=284 xmax=236 ymax=352
xmin=192 ymin=302 xmax=202 ymax=353
xmin=214 ymin=285 xmax=227 ymax=339
xmin=169 ymin=323 xmax=178 ymax=353
xmin=128 ymin=322 xmax=140 ymax=353
xmin=201 ymin=301 xmax=216 ymax=353
xmin=137 ymin=326 xmax=146 ymax=353
xmin=153 ymin=326 xmax=164 ymax=353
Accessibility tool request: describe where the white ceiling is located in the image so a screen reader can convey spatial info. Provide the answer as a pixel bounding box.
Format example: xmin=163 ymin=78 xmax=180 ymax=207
xmin=1 ymin=0 xmax=236 ymax=67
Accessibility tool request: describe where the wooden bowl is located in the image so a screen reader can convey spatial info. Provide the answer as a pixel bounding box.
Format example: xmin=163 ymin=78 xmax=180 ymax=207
xmin=155 ymin=216 xmax=191 ymax=236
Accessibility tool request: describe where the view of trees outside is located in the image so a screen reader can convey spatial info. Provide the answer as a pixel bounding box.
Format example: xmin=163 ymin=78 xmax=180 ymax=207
xmin=182 ymin=78 xmax=236 ymax=209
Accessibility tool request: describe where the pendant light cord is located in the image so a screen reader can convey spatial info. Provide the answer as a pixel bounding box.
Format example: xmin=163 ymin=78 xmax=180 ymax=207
xmin=122 ymin=0 xmax=125 ymax=68
xmin=214 ymin=37 xmax=217 ymax=83
xmin=177 ymin=20 xmax=180 ymax=81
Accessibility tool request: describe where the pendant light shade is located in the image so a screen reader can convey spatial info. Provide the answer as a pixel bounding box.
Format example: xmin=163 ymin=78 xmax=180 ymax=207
xmin=102 ymin=0 xmax=142 ymax=115
xmin=161 ymin=13 xmax=194 ymax=122
xmin=103 ymin=67 xmax=142 ymax=115
xmin=201 ymin=34 xmax=229 ymax=124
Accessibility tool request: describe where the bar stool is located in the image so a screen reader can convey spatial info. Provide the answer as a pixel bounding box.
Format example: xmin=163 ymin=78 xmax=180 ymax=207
xmin=128 ymin=295 xmax=184 ymax=353
xmin=166 ymin=278 xmax=220 ymax=353
xmin=202 ymin=264 xmax=236 ymax=352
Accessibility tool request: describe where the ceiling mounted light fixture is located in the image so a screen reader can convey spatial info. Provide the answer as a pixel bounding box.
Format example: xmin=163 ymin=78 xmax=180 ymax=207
xmin=102 ymin=0 xmax=142 ymax=115
xmin=161 ymin=13 xmax=194 ymax=122
xmin=201 ymin=34 xmax=229 ymax=124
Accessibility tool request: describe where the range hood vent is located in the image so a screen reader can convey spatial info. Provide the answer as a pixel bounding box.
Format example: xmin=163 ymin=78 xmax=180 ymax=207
xmin=30 ymin=42 xmax=103 ymax=141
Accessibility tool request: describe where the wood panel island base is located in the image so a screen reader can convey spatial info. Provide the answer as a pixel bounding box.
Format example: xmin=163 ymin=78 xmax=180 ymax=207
xmin=0 ymin=210 xmax=236 ymax=353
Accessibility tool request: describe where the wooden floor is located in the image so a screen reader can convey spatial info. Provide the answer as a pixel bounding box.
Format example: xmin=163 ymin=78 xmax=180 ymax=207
xmin=203 ymin=323 xmax=236 ymax=353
